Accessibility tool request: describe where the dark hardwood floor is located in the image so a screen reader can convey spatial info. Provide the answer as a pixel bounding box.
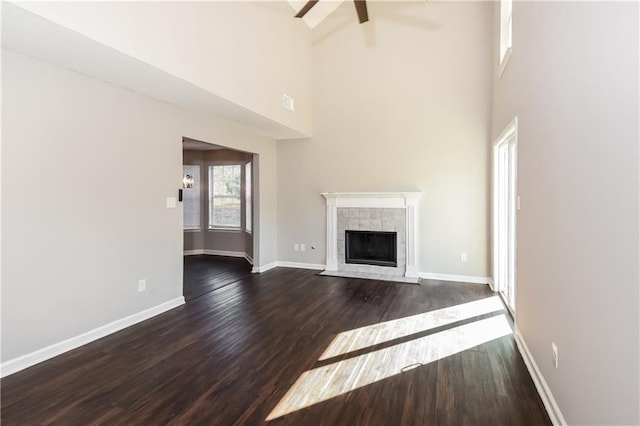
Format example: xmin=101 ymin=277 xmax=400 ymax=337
xmin=183 ymin=255 xmax=253 ymax=301
xmin=1 ymin=260 xmax=551 ymax=425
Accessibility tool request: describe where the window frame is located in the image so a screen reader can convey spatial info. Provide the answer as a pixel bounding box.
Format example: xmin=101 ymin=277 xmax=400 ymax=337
xmin=498 ymin=0 xmax=513 ymax=79
xmin=245 ymin=161 xmax=252 ymax=234
xmin=208 ymin=163 xmax=242 ymax=230
xmin=492 ymin=116 xmax=518 ymax=314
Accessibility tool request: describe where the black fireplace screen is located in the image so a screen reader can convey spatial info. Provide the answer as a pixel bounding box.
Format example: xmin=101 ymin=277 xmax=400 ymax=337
xmin=345 ymin=230 xmax=397 ymax=267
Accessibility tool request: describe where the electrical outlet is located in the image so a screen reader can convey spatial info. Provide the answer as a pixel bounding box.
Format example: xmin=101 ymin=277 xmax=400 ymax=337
xmin=300 ymin=244 xmax=306 ymax=252
xmin=138 ymin=279 xmax=146 ymax=293
xmin=552 ymin=342 xmax=558 ymax=368
xmin=294 ymin=243 xmax=299 ymax=252
xmin=460 ymin=252 xmax=468 ymax=262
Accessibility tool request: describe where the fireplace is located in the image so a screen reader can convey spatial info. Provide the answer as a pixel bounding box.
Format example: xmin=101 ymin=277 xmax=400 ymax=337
xmin=345 ymin=230 xmax=397 ymax=267
xmin=321 ymin=192 xmax=422 ymax=281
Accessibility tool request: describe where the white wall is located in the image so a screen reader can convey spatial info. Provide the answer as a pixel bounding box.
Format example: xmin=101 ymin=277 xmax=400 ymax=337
xmin=12 ymin=1 xmax=313 ymax=138
xmin=277 ymin=1 xmax=493 ymax=277
xmin=1 ymin=48 xmax=278 ymax=363
xmin=491 ymin=2 xmax=639 ymax=424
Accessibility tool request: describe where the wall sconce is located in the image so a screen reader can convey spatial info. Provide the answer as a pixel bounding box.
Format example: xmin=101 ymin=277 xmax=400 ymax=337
xmin=183 ymin=174 xmax=194 ymax=189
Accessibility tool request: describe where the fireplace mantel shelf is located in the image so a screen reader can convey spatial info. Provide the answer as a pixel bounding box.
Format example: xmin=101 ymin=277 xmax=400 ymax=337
xmin=321 ymin=192 xmax=422 ymax=199
xmin=321 ymin=192 xmax=422 ymax=209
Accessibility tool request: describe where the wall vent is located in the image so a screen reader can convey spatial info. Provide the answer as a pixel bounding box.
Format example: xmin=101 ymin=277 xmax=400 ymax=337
xmin=282 ymin=94 xmax=295 ymax=111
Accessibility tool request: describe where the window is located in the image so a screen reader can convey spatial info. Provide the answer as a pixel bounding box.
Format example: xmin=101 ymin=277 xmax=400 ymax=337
xmin=245 ymin=161 xmax=252 ymax=233
xmin=182 ymin=165 xmax=200 ymax=230
xmin=498 ymin=0 xmax=513 ymax=77
xmin=209 ymin=164 xmax=241 ymax=229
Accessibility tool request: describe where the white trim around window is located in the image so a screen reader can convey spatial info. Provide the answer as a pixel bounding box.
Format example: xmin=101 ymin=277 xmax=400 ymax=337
xmin=498 ymin=0 xmax=513 ymax=79
xmin=245 ymin=161 xmax=252 ymax=234
xmin=208 ymin=227 xmax=242 ymax=232
xmin=208 ymin=164 xmax=242 ymax=229
xmin=497 ymin=47 xmax=512 ymax=79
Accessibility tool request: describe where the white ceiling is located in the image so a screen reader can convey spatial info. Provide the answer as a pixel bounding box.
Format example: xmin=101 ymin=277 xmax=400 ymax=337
xmin=3 ymin=1 xmax=427 ymax=140
xmin=1 ymin=2 xmax=309 ymax=141
xmin=288 ymin=0 xmax=346 ymax=29
xmin=287 ymin=0 xmax=426 ymax=29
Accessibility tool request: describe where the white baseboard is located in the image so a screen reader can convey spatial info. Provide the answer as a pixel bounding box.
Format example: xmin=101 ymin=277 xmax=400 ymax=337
xmin=487 ymin=277 xmax=496 ymax=291
xmin=203 ymin=249 xmax=245 ymax=258
xmin=185 ymin=249 xmax=252 ymax=262
xmin=252 ymin=261 xmax=323 ymax=273
xmin=514 ymin=327 xmax=567 ymax=426
xmin=277 ymin=261 xmax=325 ymax=270
xmin=252 ymin=265 xmax=491 ymax=278
xmin=184 ymin=249 xmax=205 ymax=256
xmin=252 ymin=261 xmax=278 ymax=273
xmin=419 ymin=272 xmax=492 ymax=285
xmin=0 ymin=296 xmax=185 ymax=378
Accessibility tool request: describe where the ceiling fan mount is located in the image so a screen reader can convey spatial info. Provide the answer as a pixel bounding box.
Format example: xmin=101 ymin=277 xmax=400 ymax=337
xmin=295 ymin=0 xmax=369 ymax=24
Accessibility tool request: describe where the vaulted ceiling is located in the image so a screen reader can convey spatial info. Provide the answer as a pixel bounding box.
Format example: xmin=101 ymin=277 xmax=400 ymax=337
xmin=288 ymin=0 xmax=344 ymax=28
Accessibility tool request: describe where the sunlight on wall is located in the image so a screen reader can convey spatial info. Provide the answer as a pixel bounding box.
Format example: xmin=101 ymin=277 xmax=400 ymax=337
xmin=266 ymin=314 xmax=512 ymax=421
xmin=320 ymin=296 xmax=504 ymax=360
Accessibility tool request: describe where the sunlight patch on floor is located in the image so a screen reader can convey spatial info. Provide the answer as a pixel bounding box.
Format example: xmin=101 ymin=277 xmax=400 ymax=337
xmin=266 ymin=314 xmax=512 ymax=421
xmin=319 ymin=296 xmax=505 ymax=361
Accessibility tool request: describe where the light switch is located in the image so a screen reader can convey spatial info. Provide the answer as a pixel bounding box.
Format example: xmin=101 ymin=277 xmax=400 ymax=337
xmin=166 ymin=197 xmax=177 ymax=208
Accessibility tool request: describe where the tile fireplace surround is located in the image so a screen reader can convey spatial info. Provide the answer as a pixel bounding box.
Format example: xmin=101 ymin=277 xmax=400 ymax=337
xmin=320 ymin=192 xmax=422 ymax=283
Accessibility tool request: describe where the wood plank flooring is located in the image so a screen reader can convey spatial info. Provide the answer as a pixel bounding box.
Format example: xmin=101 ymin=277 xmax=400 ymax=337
xmin=183 ymin=255 xmax=253 ymax=301
xmin=1 ymin=257 xmax=551 ymax=425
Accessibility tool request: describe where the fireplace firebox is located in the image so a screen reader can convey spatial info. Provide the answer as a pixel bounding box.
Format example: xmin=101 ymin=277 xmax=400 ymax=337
xmin=345 ymin=230 xmax=397 ymax=267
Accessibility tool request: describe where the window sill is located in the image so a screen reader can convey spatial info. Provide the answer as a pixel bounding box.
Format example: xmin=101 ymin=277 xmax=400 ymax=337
xmin=497 ymin=47 xmax=512 ymax=79
xmin=184 ymin=228 xmax=202 ymax=232
xmin=208 ymin=227 xmax=242 ymax=233
xmin=245 ymin=229 xmax=252 ymax=235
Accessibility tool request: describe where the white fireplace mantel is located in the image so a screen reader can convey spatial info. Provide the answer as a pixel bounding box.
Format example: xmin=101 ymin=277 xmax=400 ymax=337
xmin=321 ymin=192 xmax=422 ymax=278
